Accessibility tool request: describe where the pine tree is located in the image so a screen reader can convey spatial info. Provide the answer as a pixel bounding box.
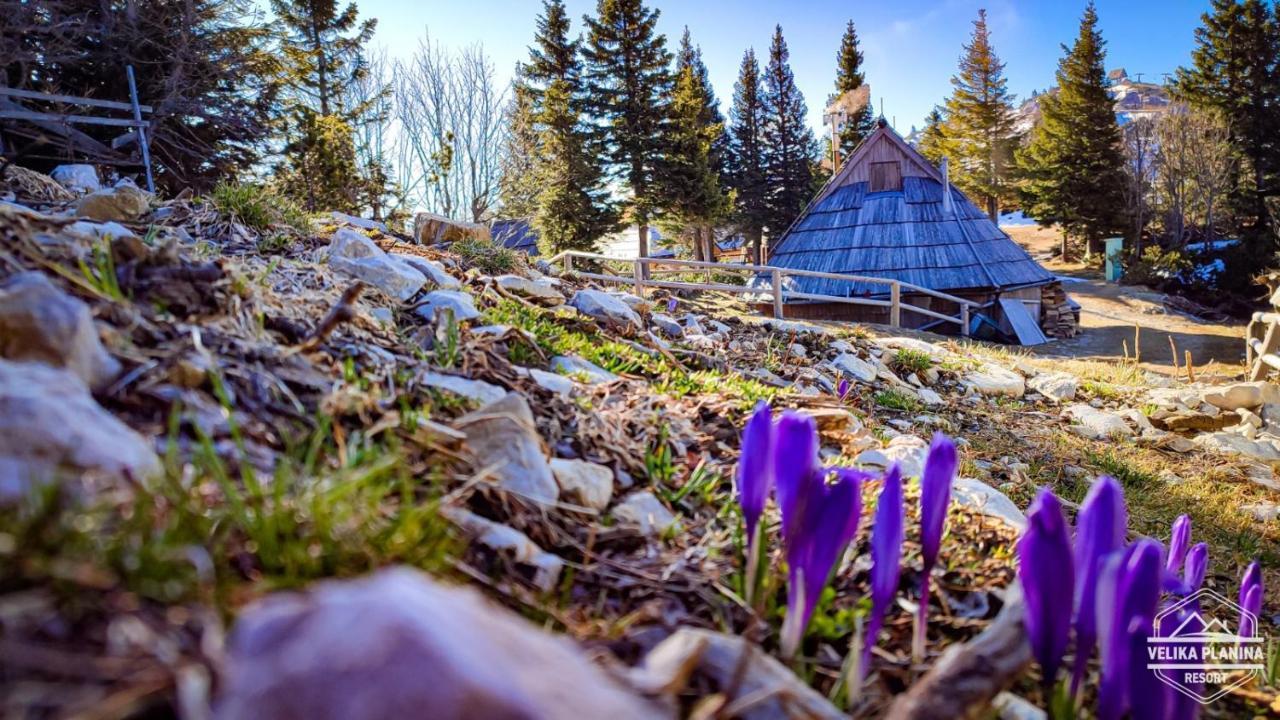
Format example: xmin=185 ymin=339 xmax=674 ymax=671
xmin=271 ymin=0 xmax=377 ymax=120
xmin=677 ymin=29 xmax=731 ymax=181
xmin=832 ymin=20 xmax=877 ymax=158
xmin=662 ymin=28 xmax=729 ymax=261
xmin=497 ymin=81 xmax=542 ymax=218
xmin=279 ymin=112 xmax=360 ymax=212
xmin=1016 ymin=2 xmax=1126 ymax=257
xmin=728 ymin=49 xmax=769 ymax=264
xmin=516 ymin=0 xmax=615 ymax=253
xmin=582 ymin=0 xmax=674 ymax=260
xmin=761 ymin=26 xmax=817 ymax=242
xmin=916 ymin=107 xmax=949 ymax=165
xmin=941 ymin=9 xmax=1019 ymax=220
xmin=1173 ymin=0 xmax=1280 ymax=238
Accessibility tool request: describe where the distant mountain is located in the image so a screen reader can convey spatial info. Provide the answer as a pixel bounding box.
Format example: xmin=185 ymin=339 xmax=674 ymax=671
xmin=1013 ymin=67 xmax=1172 ymax=135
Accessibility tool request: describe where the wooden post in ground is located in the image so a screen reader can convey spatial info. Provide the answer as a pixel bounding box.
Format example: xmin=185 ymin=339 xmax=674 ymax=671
xmin=960 ymin=304 xmax=970 ymax=337
xmin=1169 ymin=336 xmax=1179 ymax=373
xmin=563 ymin=253 xmax=573 ymax=275
xmin=1185 ymin=350 xmax=1195 ymax=383
xmin=1133 ymin=324 xmax=1141 ymax=364
xmin=771 ymin=269 xmax=784 ymax=319
xmin=890 ymin=282 xmax=902 ymax=328
xmin=632 ymin=258 xmax=645 ymax=297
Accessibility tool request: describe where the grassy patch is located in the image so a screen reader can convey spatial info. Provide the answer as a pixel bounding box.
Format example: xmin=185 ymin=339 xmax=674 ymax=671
xmin=874 ymin=388 xmax=922 ymax=413
xmin=1081 ymin=379 xmax=1121 ymax=400
xmin=451 ymin=236 xmax=520 ymax=275
xmin=211 ymin=182 xmax=310 ymax=239
xmin=891 ymin=348 xmax=934 ymax=375
xmin=482 ymin=298 xmax=776 ymax=406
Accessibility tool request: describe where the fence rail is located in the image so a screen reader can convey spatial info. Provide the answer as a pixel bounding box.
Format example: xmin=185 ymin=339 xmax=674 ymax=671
xmin=546 ymin=251 xmax=973 ymax=335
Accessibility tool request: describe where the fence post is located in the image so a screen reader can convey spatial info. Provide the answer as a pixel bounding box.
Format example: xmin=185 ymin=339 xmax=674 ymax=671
xmin=125 ymin=65 xmax=155 ymax=194
xmin=633 ymin=258 xmax=645 ymax=297
xmin=771 ymin=269 xmax=784 ymax=319
xmin=890 ymin=281 xmax=901 ymax=328
xmin=960 ymin=304 xmax=970 ymax=337
xmin=563 ymin=253 xmax=574 ymax=275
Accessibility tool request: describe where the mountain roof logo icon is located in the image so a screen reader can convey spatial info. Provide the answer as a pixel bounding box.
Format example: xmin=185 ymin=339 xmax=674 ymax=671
xmin=1167 ymin=612 xmax=1241 ymax=641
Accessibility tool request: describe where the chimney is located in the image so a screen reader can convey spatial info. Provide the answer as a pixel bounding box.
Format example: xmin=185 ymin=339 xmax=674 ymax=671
xmin=941 ymin=157 xmax=953 ymax=216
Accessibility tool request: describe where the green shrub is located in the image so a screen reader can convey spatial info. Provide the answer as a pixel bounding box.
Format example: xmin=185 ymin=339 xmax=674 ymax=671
xmin=211 ymin=182 xmax=311 ymax=237
xmin=451 ymin=236 xmax=520 ymax=275
xmin=891 ymin=348 xmax=933 ymax=374
xmin=1121 ymin=246 xmax=1190 ymax=287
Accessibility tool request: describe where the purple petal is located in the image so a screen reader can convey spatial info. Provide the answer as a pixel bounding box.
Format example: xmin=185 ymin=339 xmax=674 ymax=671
xmin=919 ymin=433 xmax=957 ymax=571
xmin=1098 ymin=539 xmax=1163 ymax=720
xmin=667 ymin=297 xmax=678 ymax=313
xmin=1125 ymin=615 xmax=1169 ymax=720
xmin=837 ymin=378 xmax=850 ymax=400
xmin=863 ymin=465 xmax=904 ymax=672
xmin=1240 ymin=561 xmax=1263 ymax=638
xmin=1183 ymin=543 xmax=1208 ymax=593
xmin=1166 ymin=515 xmax=1191 ymax=573
xmin=785 ymin=468 xmax=865 ymax=637
xmin=772 ymin=412 xmax=818 ymax=543
xmin=1018 ymin=488 xmax=1075 ymax=687
xmin=735 ymin=401 xmax=774 ymax=545
xmin=1071 ymin=476 xmax=1127 ymax=694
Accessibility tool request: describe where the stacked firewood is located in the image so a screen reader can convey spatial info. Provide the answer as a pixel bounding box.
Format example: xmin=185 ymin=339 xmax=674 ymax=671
xmin=1040 ymin=283 xmax=1079 ymax=338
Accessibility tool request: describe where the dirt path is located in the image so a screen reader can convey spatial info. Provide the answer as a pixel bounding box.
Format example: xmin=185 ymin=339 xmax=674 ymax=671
xmin=1003 ymin=225 xmax=1247 ymax=379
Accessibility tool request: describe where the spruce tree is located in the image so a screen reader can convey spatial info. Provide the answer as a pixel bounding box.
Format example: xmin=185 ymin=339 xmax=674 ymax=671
xmin=916 ymin=107 xmax=949 ymax=165
xmin=271 ymin=0 xmax=376 ymax=120
xmin=942 ymin=9 xmax=1019 ymax=220
xmin=582 ymin=0 xmax=674 ymax=260
xmin=497 ymin=81 xmax=542 ymax=218
xmin=662 ymin=28 xmax=728 ymax=261
xmin=761 ymin=26 xmax=817 ymax=242
xmin=677 ymin=29 xmax=731 ymax=181
xmin=728 ymin=49 xmax=769 ymax=264
xmin=521 ymin=0 xmax=616 ymax=253
xmin=832 ymin=20 xmax=878 ymax=158
xmin=1016 ymin=2 xmax=1126 ymax=257
xmin=1173 ymin=0 xmax=1280 ymax=238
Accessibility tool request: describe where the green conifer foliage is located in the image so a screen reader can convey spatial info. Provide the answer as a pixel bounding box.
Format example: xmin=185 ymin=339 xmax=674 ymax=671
xmin=761 ymin=26 xmax=817 ymax=242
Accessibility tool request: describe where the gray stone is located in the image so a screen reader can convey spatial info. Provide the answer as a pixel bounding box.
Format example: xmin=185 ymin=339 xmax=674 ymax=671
xmin=649 ymin=313 xmax=684 ymax=339
xmin=330 ymin=211 xmax=388 ymax=233
xmin=67 ymin=220 xmax=137 ymax=241
xmin=1202 ymin=382 xmax=1280 ymax=411
xmin=496 ymin=274 xmax=564 ymax=304
xmin=788 ymin=343 xmax=807 ymax=358
xmin=414 ymin=290 xmax=480 ymax=323
xmin=1241 ymin=502 xmax=1280 ymax=522
xmin=454 ymin=393 xmax=558 ymax=504
xmin=829 ymin=340 xmax=855 ymax=354
xmin=368 ymin=308 xmax=394 ymax=326
xmin=882 ymin=434 xmax=930 ymax=477
xmin=551 ymin=355 xmax=618 ymax=384
xmin=874 ymin=336 xmax=949 ymax=362
xmin=0 ymin=359 xmax=160 ymax=501
xmin=613 ymin=491 xmax=678 ymax=536
xmin=329 ymin=229 xmax=426 ymax=301
xmin=964 ymin=364 xmax=1025 ymax=398
xmin=830 ymin=353 xmax=878 ymax=383
xmin=421 ymin=371 xmax=506 ymax=405
xmin=216 ymin=568 xmax=664 ymax=720
xmin=526 ymin=368 xmax=574 ymax=397
xmin=50 ymin=164 xmax=100 ymax=194
xmin=391 ymin=254 xmax=460 ymax=289
xmin=952 ymin=477 xmax=1027 ymax=530
xmin=1027 ymin=372 xmax=1079 ymax=403
xmin=1063 ymin=404 xmax=1134 ymax=439
xmin=612 ymin=292 xmax=649 ymax=311
xmin=1193 ymin=431 xmax=1280 ymax=463
xmin=0 ymin=272 xmax=120 ymax=391
xmin=569 ymin=289 xmax=641 ymax=331
xmin=74 ymin=183 xmax=150 ymax=222
xmin=441 ymin=508 xmax=563 ymax=591
xmin=550 ymin=458 xmax=614 ymax=512
xmin=917 ymin=387 xmax=944 ymax=406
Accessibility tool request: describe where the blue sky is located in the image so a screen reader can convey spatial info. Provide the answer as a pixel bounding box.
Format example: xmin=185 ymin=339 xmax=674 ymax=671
xmin=352 ymin=0 xmax=1210 ymax=133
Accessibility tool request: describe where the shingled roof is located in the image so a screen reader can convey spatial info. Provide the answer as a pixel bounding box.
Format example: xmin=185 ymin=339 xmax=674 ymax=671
xmin=768 ymin=122 xmax=1055 ymax=298
xmin=492 ymin=218 xmax=538 ymax=256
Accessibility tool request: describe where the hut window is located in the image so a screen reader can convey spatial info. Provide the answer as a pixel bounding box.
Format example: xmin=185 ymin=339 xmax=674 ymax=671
xmin=869 ymin=161 xmax=902 ymax=192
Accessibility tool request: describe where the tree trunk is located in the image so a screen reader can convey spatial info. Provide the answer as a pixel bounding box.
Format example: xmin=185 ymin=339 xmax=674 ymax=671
xmin=751 ymin=227 xmax=764 ymax=265
xmin=986 ymin=196 xmax=998 ymax=223
xmin=690 ymin=229 xmax=704 ymax=262
xmin=638 ymin=223 xmax=650 ymax=280
xmin=701 ymin=225 xmax=714 ymax=264
xmin=1060 ymin=229 xmax=1069 ymax=261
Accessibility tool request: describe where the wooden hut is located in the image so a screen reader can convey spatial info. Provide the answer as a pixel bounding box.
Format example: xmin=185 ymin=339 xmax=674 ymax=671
xmin=764 ymin=120 xmax=1073 ymax=344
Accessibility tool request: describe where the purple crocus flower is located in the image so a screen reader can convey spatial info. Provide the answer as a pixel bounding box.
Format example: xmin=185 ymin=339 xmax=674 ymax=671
xmin=837 ymin=378 xmax=851 ymax=400
xmin=1125 ymin=614 xmax=1169 ymax=720
xmin=1240 ymin=561 xmax=1263 ymax=639
xmin=1097 ymin=539 xmax=1163 ymax=720
xmin=914 ymin=433 xmax=957 ymax=661
xmin=1183 ymin=542 xmax=1208 ymax=593
xmin=862 ymin=464 xmax=904 ymax=675
xmin=1071 ymin=476 xmax=1127 ymax=696
xmin=1018 ymin=488 xmax=1075 ymax=691
xmin=666 ymin=297 xmax=678 ymax=314
xmin=1166 ymin=514 xmax=1192 ymax=573
xmin=736 ymin=401 xmax=774 ymax=547
xmin=773 ymin=412 xmax=818 ymax=543
xmin=777 ymin=466 xmax=865 ymax=658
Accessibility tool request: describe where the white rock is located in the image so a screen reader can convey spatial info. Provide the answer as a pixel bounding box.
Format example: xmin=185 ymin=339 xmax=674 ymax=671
xmin=1027 ymin=372 xmax=1079 ymax=403
xmin=1202 ymin=382 xmax=1279 ymax=411
xmin=882 ymin=434 xmax=930 ymax=477
xmin=0 ymin=359 xmax=160 ymax=501
xmin=330 ymin=211 xmax=388 ymax=233
xmin=550 ymin=458 xmax=614 ymax=512
xmin=391 ymin=254 xmax=461 ymax=289
xmin=569 ymin=290 xmax=641 ymax=330
xmin=1193 ymin=431 xmax=1280 ymax=463
xmin=67 ymin=220 xmax=137 ymax=241
xmin=874 ymin=337 xmax=949 ymax=362
xmin=1238 ymin=408 xmax=1264 ymax=429
xmin=50 ymin=164 xmax=100 ymax=193
xmin=952 ymin=477 xmax=1027 ymax=530
xmin=1119 ymin=408 xmax=1155 ymax=433
xmin=964 ymin=364 xmax=1025 ymax=398
xmin=415 ymin=290 xmax=480 ymax=323
xmin=1063 ymin=404 xmax=1134 ymax=439
xmin=329 ymin=229 xmax=426 ymax=301
xmin=830 ymin=353 xmax=878 ymax=383
xmin=1241 ymin=502 xmax=1280 ymax=522
xmin=917 ymin=387 xmax=945 ymax=406
xmin=441 ymin=508 xmax=563 ymax=591
xmin=829 ymin=340 xmax=855 ymax=354
xmin=551 ymin=355 xmax=618 ymax=384
xmin=454 ymin=393 xmax=559 ymax=504
xmin=496 ymin=274 xmax=564 ymax=303
xmin=0 ymin=272 xmax=120 ymax=391
xmin=613 ymin=491 xmax=678 ymax=536
xmin=420 ymin=372 xmax=506 ymax=405
xmin=649 ymin=313 xmax=684 ymax=338
xmin=612 ymin=292 xmax=649 ymax=311
xmin=217 ymin=568 xmax=664 ymax=720
xmin=527 ymin=368 xmax=574 ymax=396
xmin=788 ymin=343 xmax=807 ymax=358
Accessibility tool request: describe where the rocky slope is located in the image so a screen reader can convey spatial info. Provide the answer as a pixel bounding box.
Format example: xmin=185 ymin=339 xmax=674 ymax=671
xmin=1 ymin=170 xmax=1277 ymax=718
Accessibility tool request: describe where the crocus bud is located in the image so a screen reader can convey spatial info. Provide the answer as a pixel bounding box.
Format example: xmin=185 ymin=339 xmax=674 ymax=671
xmin=1166 ymin=515 xmax=1191 ymax=573
xmin=1018 ymin=488 xmax=1075 ymax=690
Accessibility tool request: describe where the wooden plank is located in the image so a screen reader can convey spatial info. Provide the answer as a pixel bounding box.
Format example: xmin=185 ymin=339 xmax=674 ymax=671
xmin=890 ymin=282 xmax=902 ymax=327
xmin=999 ymin=297 xmax=1048 ymax=346
xmin=0 ymin=86 xmax=153 ymax=113
xmin=0 ymin=110 xmax=143 ymax=128
xmin=771 ymin=269 xmax=783 ymax=318
xmin=1251 ymin=322 xmax=1279 ymax=381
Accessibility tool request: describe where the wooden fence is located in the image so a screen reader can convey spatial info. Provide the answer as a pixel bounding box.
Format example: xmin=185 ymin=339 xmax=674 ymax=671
xmin=1247 ymin=311 xmax=1280 ymax=380
xmin=547 ymin=251 xmax=974 ymax=335
xmin=0 ymin=66 xmax=154 ymax=192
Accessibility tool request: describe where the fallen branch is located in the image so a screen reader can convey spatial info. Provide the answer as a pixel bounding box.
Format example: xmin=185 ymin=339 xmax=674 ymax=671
xmin=297 ymin=282 xmax=365 ymax=352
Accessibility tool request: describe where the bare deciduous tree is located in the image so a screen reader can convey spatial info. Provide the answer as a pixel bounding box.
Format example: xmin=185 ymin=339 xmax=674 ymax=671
xmin=1154 ymin=105 xmax=1235 ymax=246
xmin=1122 ymin=117 xmax=1157 ymax=254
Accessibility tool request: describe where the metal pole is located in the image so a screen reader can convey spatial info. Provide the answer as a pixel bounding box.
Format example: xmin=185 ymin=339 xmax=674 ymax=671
xmin=126 ymin=65 xmax=155 ymax=193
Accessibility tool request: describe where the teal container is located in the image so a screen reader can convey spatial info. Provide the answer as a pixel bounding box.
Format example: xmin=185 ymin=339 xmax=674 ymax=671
xmin=1104 ymin=237 xmax=1124 ymax=282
